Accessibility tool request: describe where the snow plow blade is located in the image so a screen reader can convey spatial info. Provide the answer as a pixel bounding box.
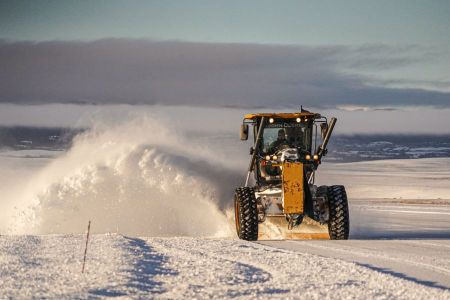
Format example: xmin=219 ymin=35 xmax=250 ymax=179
xmin=258 ymin=216 xmax=330 ymax=240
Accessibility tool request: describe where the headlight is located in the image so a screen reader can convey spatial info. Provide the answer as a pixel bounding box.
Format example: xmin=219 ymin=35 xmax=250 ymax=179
xmin=265 ymin=155 xmax=270 ymax=160
xmin=269 ymin=118 xmax=274 ymax=124
xmin=296 ymin=117 xmax=301 ymax=123
xmin=272 ymin=155 xmax=278 ymax=160
xmin=313 ymin=154 xmax=319 ymax=160
xmin=305 ymin=154 xmax=311 ymax=160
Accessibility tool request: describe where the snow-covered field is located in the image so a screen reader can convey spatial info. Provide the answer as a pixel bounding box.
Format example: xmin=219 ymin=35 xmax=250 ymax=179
xmin=317 ymin=157 xmax=450 ymax=200
xmin=2 ymin=234 xmax=450 ymax=299
xmin=1 ymin=117 xmax=449 ymax=298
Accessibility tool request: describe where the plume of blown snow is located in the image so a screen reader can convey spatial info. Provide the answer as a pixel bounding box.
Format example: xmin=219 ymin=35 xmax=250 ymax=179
xmin=5 ymin=116 xmax=241 ymax=236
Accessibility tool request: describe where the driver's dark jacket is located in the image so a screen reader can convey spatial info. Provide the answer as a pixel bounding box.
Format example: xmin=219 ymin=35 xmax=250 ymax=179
xmin=268 ymin=139 xmax=289 ymax=153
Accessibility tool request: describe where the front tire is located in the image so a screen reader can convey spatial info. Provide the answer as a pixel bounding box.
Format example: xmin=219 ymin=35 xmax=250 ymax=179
xmin=327 ymin=185 xmax=350 ymax=240
xmin=234 ymin=187 xmax=258 ymax=241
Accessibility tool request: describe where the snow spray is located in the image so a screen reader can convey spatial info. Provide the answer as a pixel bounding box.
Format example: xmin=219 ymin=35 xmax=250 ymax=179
xmin=2 ymin=116 xmax=241 ymax=236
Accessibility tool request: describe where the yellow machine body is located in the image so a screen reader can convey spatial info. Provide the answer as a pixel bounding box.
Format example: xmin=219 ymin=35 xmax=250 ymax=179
xmin=281 ymin=162 xmax=304 ymax=214
xmin=234 ymin=110 xmax=347 ymax=241
xmin=257 ymin=162 xmax=330 ymax=240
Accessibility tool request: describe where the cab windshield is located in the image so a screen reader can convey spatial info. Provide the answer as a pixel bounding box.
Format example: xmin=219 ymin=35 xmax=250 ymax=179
xmin=261 ymin=123 xmax=311 ymax=154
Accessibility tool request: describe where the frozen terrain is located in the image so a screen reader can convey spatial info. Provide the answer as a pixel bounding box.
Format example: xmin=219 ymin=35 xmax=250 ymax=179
xmin=262 ymin=198 xmax=450 ymax=290
xmin=2 ymin=233 xmax=450 ymax=299
xmin=1 ymin=117 xmax=449 ymax=298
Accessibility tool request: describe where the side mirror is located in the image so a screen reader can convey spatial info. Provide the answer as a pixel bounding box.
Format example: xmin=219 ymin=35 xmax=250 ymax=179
xmin=249 ymin=147 xmax=254 ymax=155
xmin=240 ymin=124 xmax=249 ymax=140
xmin=320 ymin=123 xmax=328 ymax=139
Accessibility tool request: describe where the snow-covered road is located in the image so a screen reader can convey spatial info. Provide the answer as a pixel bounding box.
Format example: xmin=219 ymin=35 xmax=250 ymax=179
xmin=2 ymin=234 xmax=450 ymax=299
xmin=261 ymin=199 xmax=450 ymax=291
xmin=261 ymin=239 xmax=450 ymax=291
xmin=1 ymin=199 xmax=450 ymax=299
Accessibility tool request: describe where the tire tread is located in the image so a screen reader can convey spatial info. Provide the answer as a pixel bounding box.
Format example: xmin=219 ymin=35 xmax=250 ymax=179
xmin=327 ymin=185 xmax=350 ymax=240
xmin=234 ymin=187 xmax=258 ymax=241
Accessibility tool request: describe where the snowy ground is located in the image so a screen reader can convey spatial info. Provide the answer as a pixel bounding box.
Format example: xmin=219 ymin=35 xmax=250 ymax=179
xmin=1 ymin=198 xmax=450 ymax=299
xmin=1 ymin=233 xmax=450 ymax=299
xmin=261 ymin=199 xmax=450 ymax=291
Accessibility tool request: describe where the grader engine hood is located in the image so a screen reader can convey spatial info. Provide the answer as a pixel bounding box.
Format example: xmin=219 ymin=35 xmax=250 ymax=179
xmin=282 ymin=162 xmax=304 ymax=214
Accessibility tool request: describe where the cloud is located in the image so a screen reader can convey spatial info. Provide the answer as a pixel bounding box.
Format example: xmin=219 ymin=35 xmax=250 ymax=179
xmin=337 ymin=44 xmax=440 ymax=71
xmin=0 ymin=39 xmax=449 ymax=108
xmin=336 ymin=105 xmax=371 ymax=112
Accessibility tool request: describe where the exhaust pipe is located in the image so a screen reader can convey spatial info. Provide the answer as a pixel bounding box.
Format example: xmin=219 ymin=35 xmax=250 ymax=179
xmin=317 ymin=117 xmax=337 ymax=159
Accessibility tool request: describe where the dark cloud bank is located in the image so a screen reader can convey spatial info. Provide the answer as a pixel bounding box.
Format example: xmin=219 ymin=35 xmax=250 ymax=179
xmin=0 ymin=39 xmax=449 ymax=108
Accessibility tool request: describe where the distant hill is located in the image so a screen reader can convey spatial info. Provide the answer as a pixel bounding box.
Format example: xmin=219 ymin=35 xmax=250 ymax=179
xmin=327 ymin=134 xmax=450 ymax=162
xmin=1 ymin=127 xmax=449 ymax=162
xmin=0 ymin=126 xmax=84 ymax=151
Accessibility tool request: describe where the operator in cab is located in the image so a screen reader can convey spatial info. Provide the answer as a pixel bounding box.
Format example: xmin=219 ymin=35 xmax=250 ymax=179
xmin=268 ymin=129 xmax=290 ymax=153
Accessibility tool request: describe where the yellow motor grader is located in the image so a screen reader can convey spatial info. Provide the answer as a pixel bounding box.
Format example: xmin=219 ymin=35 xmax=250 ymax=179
xmin=234 ymin=108 xmax=349 ymax=240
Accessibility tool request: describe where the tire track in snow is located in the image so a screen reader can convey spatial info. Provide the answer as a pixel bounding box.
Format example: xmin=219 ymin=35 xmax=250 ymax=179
xmin=398 ymin=240 xmax=450 ymax=249
xmin=121 ymin=237 xmax=178 ymax=294
xmin=144 ymin=237 xmax=450 ymax=299
xmin=148 ymin=238 xmax=283 ymax=298
xmin=259 ymin=239 xmax=450 ymax=291
xmin=285 ymin=240 xmax=450 ymax=276
xmin=88 ymin=236 xmax=178 ymax=297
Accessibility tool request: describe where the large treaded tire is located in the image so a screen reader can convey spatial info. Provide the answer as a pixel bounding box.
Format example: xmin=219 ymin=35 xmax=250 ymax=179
xmin=234 ymin=187 xmax=258 ymax=241
xmin=327 ymin=185 xmax=350 ymax=240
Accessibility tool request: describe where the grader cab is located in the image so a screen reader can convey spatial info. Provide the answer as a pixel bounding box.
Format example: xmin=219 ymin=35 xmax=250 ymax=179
xmin=234 ymin=108 xmax=349 ymax=240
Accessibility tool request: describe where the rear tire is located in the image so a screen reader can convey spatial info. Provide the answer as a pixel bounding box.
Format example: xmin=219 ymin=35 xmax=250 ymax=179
xmin=234 ymin=187 xmax=258 ymax=241
xmin=327 ymin=185 xmax=350 ymax=240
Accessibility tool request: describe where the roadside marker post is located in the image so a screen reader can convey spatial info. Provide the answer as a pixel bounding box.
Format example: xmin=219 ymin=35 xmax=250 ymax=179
xmin=82 ymin=220 xmax=91 ymax=273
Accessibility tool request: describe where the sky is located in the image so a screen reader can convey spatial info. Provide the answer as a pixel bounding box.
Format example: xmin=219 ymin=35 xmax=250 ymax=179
xmin=1 ymin=0 xmax=449 ymax=46
xmin=0 ymin=0 xmax=449 ymax=132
